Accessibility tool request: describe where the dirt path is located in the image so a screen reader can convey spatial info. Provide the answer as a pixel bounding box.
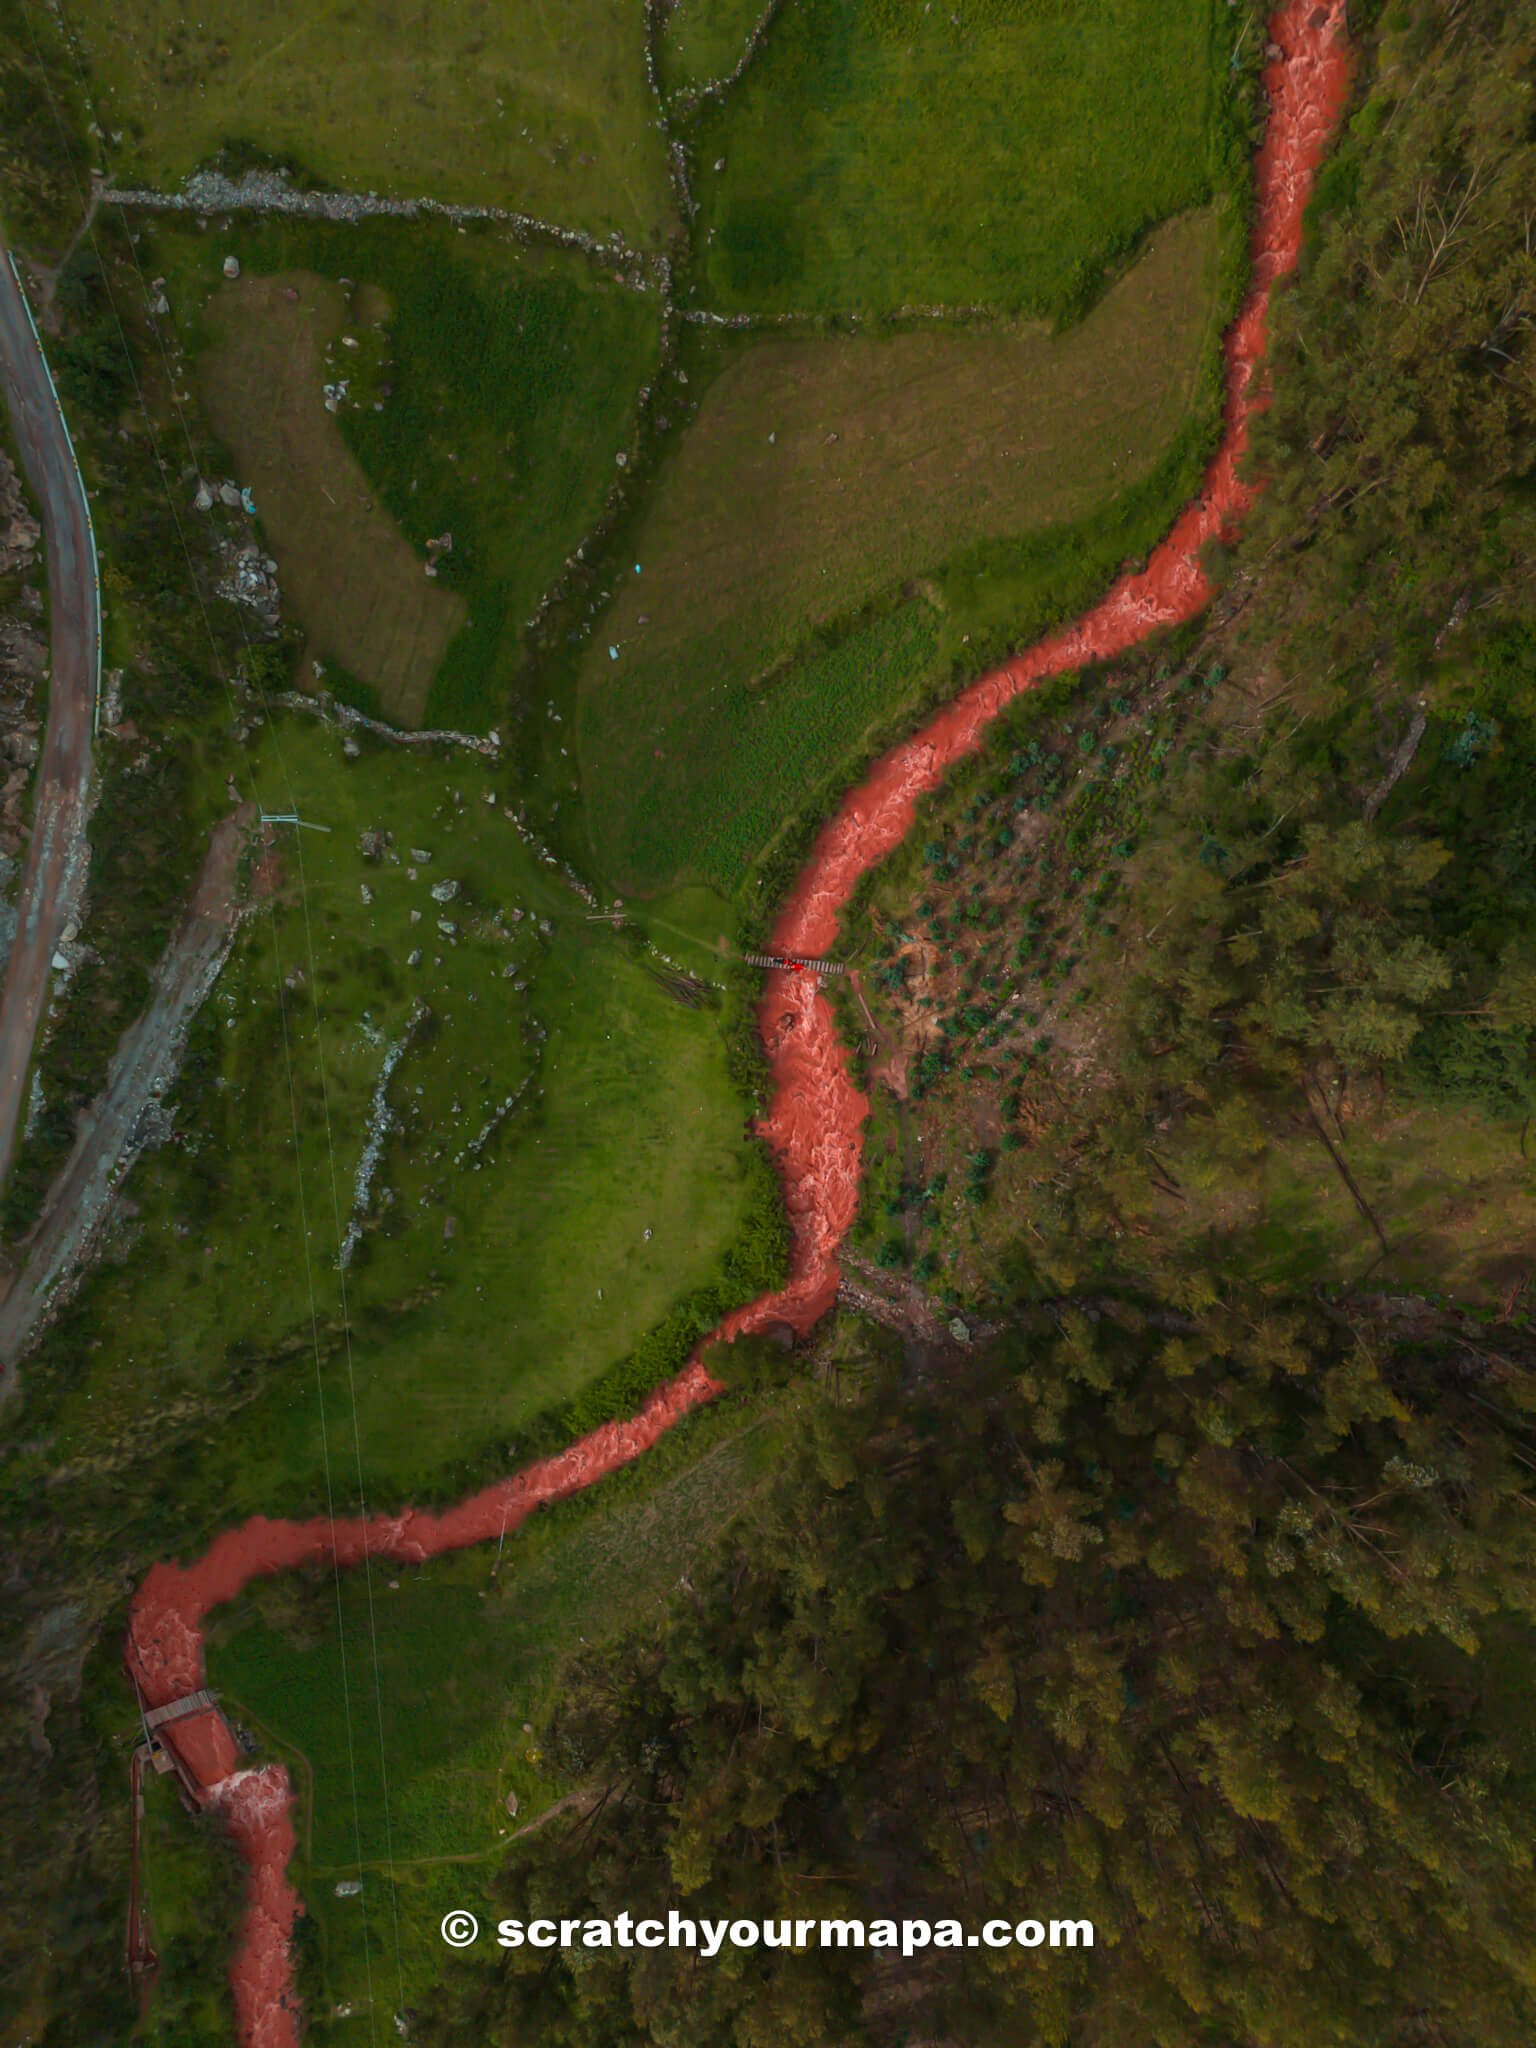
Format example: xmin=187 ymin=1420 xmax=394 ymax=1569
xmin=0 ymin=806 xmax=254 ymax=1371
xmin=122 ymin=9 xmax=1353 ymax=2040
xmin=0 ymin=246 xmax=99 ymax=1202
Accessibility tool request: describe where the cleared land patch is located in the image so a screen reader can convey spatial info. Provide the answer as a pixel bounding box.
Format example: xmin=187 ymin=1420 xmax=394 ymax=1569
xmin=201 ymin=271 xmax=464 ymax=725
xmin=71 ymin=0 xmax=675 ymax=244
xmin=687 ymin=0 xmax=1226 ymax=315
xmin=577 ymin=206 xmax=1225 ymax=896
xmin=178 ymin=222 xmax=663 ymax=729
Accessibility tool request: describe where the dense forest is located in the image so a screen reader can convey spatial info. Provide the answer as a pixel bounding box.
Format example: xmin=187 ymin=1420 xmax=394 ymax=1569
xmin=427 ymin=4 xmax=1536 ymax=2043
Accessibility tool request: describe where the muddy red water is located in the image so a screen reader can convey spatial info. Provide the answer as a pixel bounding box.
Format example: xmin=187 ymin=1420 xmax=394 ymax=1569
xmin=125 ymin=7 xmax=1350 ymax=2038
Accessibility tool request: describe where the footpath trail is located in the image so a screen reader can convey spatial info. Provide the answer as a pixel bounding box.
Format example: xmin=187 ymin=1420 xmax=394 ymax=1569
xmin=0 ymin=246 xmax=99 ymax=1219
xmin=123 ymin=7 xmax=1352 ymax=2041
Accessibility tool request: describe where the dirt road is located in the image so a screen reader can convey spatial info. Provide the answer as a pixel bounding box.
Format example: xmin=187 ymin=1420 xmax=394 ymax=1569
xmin=0 ymin=808 xmax=253 ymax=1373
xmin=0 ymin=245 xmax=99 ymax=1184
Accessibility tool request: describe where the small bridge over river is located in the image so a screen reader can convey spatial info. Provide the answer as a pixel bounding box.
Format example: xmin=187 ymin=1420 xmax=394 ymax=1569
xmin=743 ymin=952 xmax=846 ymax=978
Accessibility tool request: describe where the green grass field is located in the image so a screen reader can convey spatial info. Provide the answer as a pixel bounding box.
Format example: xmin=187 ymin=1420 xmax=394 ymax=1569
xmin=48 ymin=717 xmax=776 ymax=1515
xmin=136 ymin=1767 xmax=244 ymax=2046
xmin=72 ymin=0 xmax=675 ymax=244
xmin=661 ymin=0 xmax=771 ymax=96
xmin=196 ymin=1393 xmax=791 ymax=2032
xmin=572 ymin=207 xmax=1227 ymax=897
xmin=685 ymin=0 xmax=1227 ymax=315
xmin=201 ymin=268 xmax=467 ymax=724
xmin=158 ymin=218 xmax=662 ymax=730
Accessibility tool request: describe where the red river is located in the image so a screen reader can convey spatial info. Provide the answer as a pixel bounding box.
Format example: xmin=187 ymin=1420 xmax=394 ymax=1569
xmin=124 ymin=8 xmax=1350 ymax=2039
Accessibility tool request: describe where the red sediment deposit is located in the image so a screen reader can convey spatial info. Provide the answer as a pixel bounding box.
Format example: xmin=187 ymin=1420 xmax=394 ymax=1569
xmin=124 ymin=7 xmax=1350 ymax=2038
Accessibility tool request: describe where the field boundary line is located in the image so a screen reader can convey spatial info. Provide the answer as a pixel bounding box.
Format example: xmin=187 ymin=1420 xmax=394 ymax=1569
xmin=101 ymin=172 xmax=660 ymax=289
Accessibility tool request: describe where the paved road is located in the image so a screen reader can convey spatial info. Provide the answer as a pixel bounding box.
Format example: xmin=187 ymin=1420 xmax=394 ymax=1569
xmin=0 ymin=243 xmax=98 ymax=1186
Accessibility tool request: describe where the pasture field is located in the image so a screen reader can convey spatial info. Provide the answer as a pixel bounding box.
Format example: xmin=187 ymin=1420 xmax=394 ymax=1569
xmin=39 ymin=717 xmax=776 ymax=1517
xmin=685 ymin=0 xmax=1229 ymax=315
xmin=573 ymin=207 xmax=1227 ymax=896
xmin=201 ymin=271 xmax=466 ymax=724
xmin=660 ymin=0 xmax=772 ymax=96
xmin=160 ymin=219 xmax=661 ymax=730
xmin=70 ymin=0 xmax=675 ymax=243
xmin=198 ymin=1392 xmax=792 ymax=2031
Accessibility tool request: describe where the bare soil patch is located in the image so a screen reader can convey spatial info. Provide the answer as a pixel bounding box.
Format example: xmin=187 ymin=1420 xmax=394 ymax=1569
xmin=201 ymin=271 xmax=465 ymax=725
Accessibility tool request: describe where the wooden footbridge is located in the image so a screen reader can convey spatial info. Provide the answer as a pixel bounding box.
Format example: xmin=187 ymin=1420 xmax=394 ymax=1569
xmin=744 ymin=951 xmax=846 ymax=978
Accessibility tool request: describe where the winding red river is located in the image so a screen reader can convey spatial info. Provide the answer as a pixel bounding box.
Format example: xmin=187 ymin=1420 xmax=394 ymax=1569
xmin=124 ymin=8 xmax=1351 ymax=2039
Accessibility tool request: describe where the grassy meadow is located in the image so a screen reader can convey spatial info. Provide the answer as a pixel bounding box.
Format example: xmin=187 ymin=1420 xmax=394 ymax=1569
xmin=201 ymin=269 xmax=467 ymax=724
xmin=157 ymin=218 xmax=661 ymax=730
xmin=135 ymin=1765 xmax=244 ymax=2045
xmin=37 ymin=716 xmax=777 ymax=1517
xmin=193 ymin=1393 xmax=792 ymax=2032
xmin=660 ymin=0 xmax=771 ymax=96
xmin=685 ymin=0 xmax=1229 ymax=315
xmin=572 ymin=207 xmax=1229 ymax=896
xmin=70 ymin=0 xmax=675 ymax=243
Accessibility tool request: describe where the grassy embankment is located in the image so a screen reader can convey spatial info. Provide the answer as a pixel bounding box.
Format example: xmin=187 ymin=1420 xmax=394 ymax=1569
xmin=67 ymin=0 xmax=675 ymax=244
xmin=683 ymin=0 xmax=1232 ymax=317
xmin=0 ymin=0 xmax=93 ymax=258
xmin=186 ymin=1385 xmax=794 ymax=2035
